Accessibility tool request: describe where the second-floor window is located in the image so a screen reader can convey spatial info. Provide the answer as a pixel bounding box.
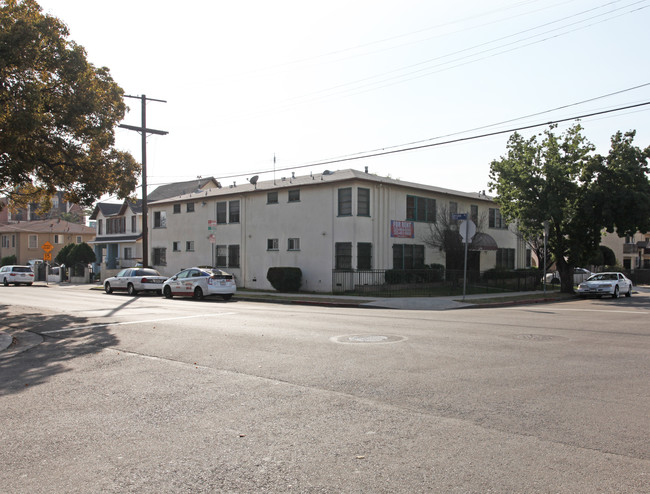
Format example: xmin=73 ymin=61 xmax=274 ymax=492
xmin=406 ymin=196 xmax=436 ymax=222
xmin=229 ymin=200 xmax=240 ymax=223
xmin=217 ymin=202 xmax=227 ymax=224
xmin=98 ymin=219 xmax=103 ymax=235
xmin=288 ymin=189 xmax=300 ymax=203
xmin=186 ymin=241 xmax=195 ymax=252
xmin=358 ymin=188 xmax=370 ymax=216
xmin=131 ymin=215 xmax=137 ymax=233
xmin=267 ymin=191 xmax=278 ymax=204
xmin=154 ymin=211 xmax=166 ymax=228
xmin=489 ymin=208 xmax=507 ymax=229
xmin=186 ymin=202 xmax=195 ymax=213
xmin=288 ymin=238 xmax=300 ymax=251
xmin=338 ymin=188 xmax=352 ymax=216
xmin=267 ymin=238 xmax=279 ymax=251
xmin=29 ymin=235 xmax=38 ymax=249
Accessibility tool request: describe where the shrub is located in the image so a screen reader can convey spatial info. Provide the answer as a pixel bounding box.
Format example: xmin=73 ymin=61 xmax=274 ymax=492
xmin=1 ymin=255 xmax=17 ymax=266
xmin=267 ymin=267 xmax=302 ymax=292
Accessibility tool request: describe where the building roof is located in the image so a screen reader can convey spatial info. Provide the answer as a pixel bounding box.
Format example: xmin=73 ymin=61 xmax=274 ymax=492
xmin=149 ymin=168 xmax=494 ymax=206
xmin=147 ymin=177 xmax=219 ymax=202
xmin=89 ymin=202 xmax=123 ymax=220
xmin=0 ymin=219 xmax=95 ymax=234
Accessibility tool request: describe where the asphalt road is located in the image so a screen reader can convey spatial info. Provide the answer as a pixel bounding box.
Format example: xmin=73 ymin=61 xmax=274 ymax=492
xmin=1 ymin=285 xmax=648 ymax=493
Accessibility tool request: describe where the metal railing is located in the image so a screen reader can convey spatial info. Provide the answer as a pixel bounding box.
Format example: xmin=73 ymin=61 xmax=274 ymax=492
xmin=332 ymin=269 xmax=542 ymax=297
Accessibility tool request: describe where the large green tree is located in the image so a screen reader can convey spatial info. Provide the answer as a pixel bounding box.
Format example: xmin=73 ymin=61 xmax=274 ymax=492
xmin=489 ymin=124 xmax=650 ymax=293
xmin=0 ymin=0 xmax=140 ymax=210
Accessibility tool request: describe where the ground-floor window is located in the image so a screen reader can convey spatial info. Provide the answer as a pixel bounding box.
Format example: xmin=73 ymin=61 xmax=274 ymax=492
xmin=357 ymin=243 xmax=372 ymax=270
xmin=496 ymin=248 xmax=515 ymax=269
xmin=216 ymin=245 xmax=227 ymax=267
xmin=124 ymin=247 xmax=133 ymax=259
xmin=392 ymin=244 xmax=424 ymax=269
xmin=228 ymin=245 xmax=240 ymax=268
xmin=153 ymin=247 xmax=166 ymax=266
xmin=335 ymin=242 xmax=352 ymax=270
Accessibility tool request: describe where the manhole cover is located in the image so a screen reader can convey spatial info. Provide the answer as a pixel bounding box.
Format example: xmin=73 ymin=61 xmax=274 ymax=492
xmin=331 ymin=335 xmax=406 ymax=344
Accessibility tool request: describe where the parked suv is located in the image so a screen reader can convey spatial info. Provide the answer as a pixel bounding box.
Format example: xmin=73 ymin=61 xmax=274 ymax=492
xmin=0 ymin=265 xmax=35 ymax=286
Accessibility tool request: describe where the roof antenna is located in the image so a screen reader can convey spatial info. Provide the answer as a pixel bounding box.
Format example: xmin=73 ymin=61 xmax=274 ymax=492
xmin=273 ymin=153 xmax=276 ymax=185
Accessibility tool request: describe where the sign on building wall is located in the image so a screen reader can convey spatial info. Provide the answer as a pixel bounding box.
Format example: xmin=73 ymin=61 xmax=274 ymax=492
xmin=390 ymin=220 xmax=414 ymax=238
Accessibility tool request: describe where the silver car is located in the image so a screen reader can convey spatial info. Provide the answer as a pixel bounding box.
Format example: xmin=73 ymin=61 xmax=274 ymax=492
xmin=0 ymin=265 xmax=35 ymax=286
xmin=104 ymin=268 xmax=168 ymax=296
xmin=576 ymin=272 xmax=632 ymax=298
xmin=162 ymin=267 xmax=236 ymax=300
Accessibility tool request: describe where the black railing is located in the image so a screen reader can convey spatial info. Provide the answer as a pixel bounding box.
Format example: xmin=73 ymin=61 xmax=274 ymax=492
xmin=332 ymin=269 xmax=542 ymax=297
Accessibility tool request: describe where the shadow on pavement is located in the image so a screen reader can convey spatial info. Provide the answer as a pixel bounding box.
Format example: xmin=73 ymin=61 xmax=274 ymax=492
xmin=0 ymin=304 xmax=119 ymax=397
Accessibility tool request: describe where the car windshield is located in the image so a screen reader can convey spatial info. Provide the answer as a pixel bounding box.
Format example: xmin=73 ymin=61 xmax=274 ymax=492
xmin=588 ymin=273 xmax=617 ymax=281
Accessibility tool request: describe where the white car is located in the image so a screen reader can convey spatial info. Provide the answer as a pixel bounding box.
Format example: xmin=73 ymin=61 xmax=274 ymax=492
xmin=104 ymin=268 xmax=168 ymax=296
xmin=162 ymin=267 xmax=236 ymax=300
xmin=576 ymin=272 xmax=632 ymax=298
xmin=544 ymin=267 xmax=593 ymax=285
xmin=0 ymin=265 xmax=35 ymax=286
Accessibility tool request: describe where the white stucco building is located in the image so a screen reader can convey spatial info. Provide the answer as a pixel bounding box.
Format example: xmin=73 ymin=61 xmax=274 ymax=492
xmin=146 ymin=169 xmax=528 ymax=293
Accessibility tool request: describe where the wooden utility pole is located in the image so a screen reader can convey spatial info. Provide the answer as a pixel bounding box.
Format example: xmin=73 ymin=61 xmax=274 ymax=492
xmin=119 ymin=94 xmax=168 ymax=267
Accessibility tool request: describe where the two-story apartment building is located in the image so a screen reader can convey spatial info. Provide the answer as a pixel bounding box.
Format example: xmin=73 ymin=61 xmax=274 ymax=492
xmin=147 ymin=168 xmax=527 ymax=292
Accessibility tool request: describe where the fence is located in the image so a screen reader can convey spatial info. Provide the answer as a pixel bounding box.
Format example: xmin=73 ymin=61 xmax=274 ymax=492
xmin=332 ymin=268 xmax=542 ymax=297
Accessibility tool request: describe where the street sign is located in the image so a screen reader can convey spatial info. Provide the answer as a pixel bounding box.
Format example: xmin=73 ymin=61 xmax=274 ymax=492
xmin=452 ymin=213 xmax=468 ymax=221
xmin=43 ymin=252 xmax=52 ymax=261
xmin=459 ymin=220 xmax=477 ymax=243
xmin=42 ymin=241 xmax=53 ymax=252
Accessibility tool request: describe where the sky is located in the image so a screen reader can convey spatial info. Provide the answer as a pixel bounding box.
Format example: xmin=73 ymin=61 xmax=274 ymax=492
xmin=37 ymin=0 xmax=650 ymax=198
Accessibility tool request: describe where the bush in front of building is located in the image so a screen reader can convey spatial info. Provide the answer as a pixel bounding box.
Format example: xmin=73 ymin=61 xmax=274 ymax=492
xmin=267 ymin=267 xmax=302 ymax=292
xmin=1 ymin=255 xmax=17 ymax=267
xmin=385 ymin=264 xmax=445 ymax=284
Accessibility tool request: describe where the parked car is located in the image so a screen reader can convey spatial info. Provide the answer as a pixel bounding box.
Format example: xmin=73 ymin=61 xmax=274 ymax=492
xmin=0 ymin=265 xmax=35 ymax=286
xmin=544 ymin=267 xmax=593 ymax=285
xmin=104 ymin=268 xmax=168 ymax=295
xmin=162 ymin=267 xmax=236 ymax=300
xmin=576 ymin=272 xmax=632 ymax=298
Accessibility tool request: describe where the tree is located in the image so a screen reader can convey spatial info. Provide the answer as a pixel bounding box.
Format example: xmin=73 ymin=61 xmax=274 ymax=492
xmin=68 ymin=242 xmax=95 ymax=276
xmin=489 ymin=124 xmax=650 ymax=293
xmin=0 ymin=0 xmax=140 ymax=211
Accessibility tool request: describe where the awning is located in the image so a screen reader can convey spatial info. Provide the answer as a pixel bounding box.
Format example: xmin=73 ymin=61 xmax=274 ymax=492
xmin=469 ymin=232 xmax=498 ymax=251
xmin=89 ymin=234 xmax=142 ymax=245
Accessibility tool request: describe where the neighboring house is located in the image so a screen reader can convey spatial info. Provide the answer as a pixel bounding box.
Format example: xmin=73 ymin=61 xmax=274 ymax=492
xmin=89 ymin=177 xmax=219 ymax=276
xmin=0 ymin=219 xmax=96 ymax=265
xmin=600 ymin=231 xmax=650 ymax=269
xmin=147 ymin=168 xmax=528 ymax=293
xmin=0 ymin=191 xmax=87 ymax=225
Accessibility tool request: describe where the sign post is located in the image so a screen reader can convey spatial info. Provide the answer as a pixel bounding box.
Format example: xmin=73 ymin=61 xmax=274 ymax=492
xmin=42 ymin=241 xmax=54 ymax=285
xmin=454 ymin=214 xmax=476 ymax=300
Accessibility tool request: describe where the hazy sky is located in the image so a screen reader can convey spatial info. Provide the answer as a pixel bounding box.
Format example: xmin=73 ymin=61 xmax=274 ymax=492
xmin=38 ymin=0 xmax=650 ymax=196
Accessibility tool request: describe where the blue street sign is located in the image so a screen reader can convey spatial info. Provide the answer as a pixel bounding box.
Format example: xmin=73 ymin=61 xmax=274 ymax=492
xmin=452 ymin=213 xmax=468 ymax=220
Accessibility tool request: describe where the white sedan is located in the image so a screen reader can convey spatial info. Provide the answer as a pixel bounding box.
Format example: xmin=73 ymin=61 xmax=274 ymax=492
xmin=162 ymin=267 xmax=236 ymax=300
xmin=576 ymin=272 xmax=632 ymax=298
xmin=104 ymin=268 xmax=168 ymax=296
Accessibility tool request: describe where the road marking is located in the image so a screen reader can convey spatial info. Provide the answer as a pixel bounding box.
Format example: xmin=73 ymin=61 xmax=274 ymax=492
xmin=40 ymin=313 xmax=236 ymax=334
xmin=503 ymin=307 xmax=650 ymax=315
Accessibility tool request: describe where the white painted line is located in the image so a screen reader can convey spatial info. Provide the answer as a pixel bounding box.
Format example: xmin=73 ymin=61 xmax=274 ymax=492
xmin=503 ymin=307 xmax=650 ymax=315
xmin=40 ymin=312 xmax=236 ymax=334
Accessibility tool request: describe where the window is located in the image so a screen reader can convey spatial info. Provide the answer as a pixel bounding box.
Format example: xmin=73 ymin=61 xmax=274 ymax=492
xmin=131 ymin=215 xmax=137 ymax=233
xmin=76 ymin=236 xmax=82 ymax=244
xmin=449 ymin=201 xmax=458 ymax=222
xmin=338 ymin=188 xmax=352 ymax=216
xmin=358 ymin=188 xmax=370 ymax=216
xmin=186 ymin=202 xmax=195 ymax=213
xmin=406 ymin=196 xmax=436 ymax=222
xmin=496 ymin=248 xmax=515 ymax=269
xmin=288 ymin=189 xmax=300 ymax=203
xmin=172 ymin=241 xmax=180 ymax=252
xmin=357 ymin=243 xmax=372 ymax=270
xmin=216 ymin=202 xmax=227 ymax=224
xmin=216 ymin=245 xmax=227 ymax=267
xmin=124 ymin=247 xmax=133 ymax=259
xmin=470 ymin=204 xmax=479 ymax=224
xmin=153 ymin=247 xmax=166 ymax=266
xmin=53 ymin=234 xmax=62 ymax=244
xmin=154 ymin=211 xmax=166 ymax=228
xmin=335 ymin=242 xmax=352 ymax=270
xmin=228 ymin=245 xmax=240 ymax=268
xmin=267 ymin=191 xmax=278 ymax=204
xmin=12 ymin=234 xmax=15 ymax=248
xmin=29 ymin=235 xmax=38 ymax=249
xmin=392 ymin=244 xmax=425 ymax=269
xmin=526 ymin=248 xmax=532 ymax=268
xmin=1 ymin=235 xmax=8 ymax=248
xmin=229 ymin=200 xmax=240 ymax=223
xmin=186 ymin=241 xmax=195 ymax=252
xmin=98 ymin=219 xmax=103 ymax=235
xmin=288 ymin=238 xmax=300 ymax=251
xmin=489 ymin=208 xmax=506 ymax=229
xmin=267 ymin=238 xmax=279 ymax=251
xmin=173 ymin=204 xmax=181 ymax=214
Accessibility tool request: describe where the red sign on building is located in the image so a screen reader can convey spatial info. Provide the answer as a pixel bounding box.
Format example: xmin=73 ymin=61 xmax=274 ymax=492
xmin=390 ymin=220 xmax=414 ymax=238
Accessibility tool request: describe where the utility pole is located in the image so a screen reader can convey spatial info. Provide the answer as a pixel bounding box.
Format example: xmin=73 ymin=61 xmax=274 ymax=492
xmin=119 ymin=94 xmax=168 ymax=267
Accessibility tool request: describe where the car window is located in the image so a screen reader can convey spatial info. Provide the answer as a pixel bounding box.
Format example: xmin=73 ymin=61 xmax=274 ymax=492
xmin=176 ymin=270 xmax=189 ymax=279
xmin=14 ymin=266 xmax=33 ymax=273
xmin=116 ymin=269 xmax=129 ymax=277
xmin=140 ymin=269 xmax=160 ymax=276
xmin=189 ymin=269 xmax=201 ymax=278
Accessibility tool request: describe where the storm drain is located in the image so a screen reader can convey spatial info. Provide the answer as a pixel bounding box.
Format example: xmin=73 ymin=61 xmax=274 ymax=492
xmin=332 ymin=334 xmax=406 ymax=344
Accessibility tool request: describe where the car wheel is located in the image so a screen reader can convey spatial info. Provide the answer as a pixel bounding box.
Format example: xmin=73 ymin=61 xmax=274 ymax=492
xmin=127 ymin=283 xmax=138 ymax=296
xmin=3 ymin=277 xmax=8 ymax=286
xmin=163 ymin=285 xmax=173 ymax=299
xmin=105 ymin=282 xmax=113 ymax=294
xmin=626 ymin=286 xmax=632 ymax=297
xmin=221 ymin=294 xmax=233 ymax=301
xmin=193 ymin=286 xmax=204 ymax=300
xmin=613 ymin=285 xmax=619 ymax=299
